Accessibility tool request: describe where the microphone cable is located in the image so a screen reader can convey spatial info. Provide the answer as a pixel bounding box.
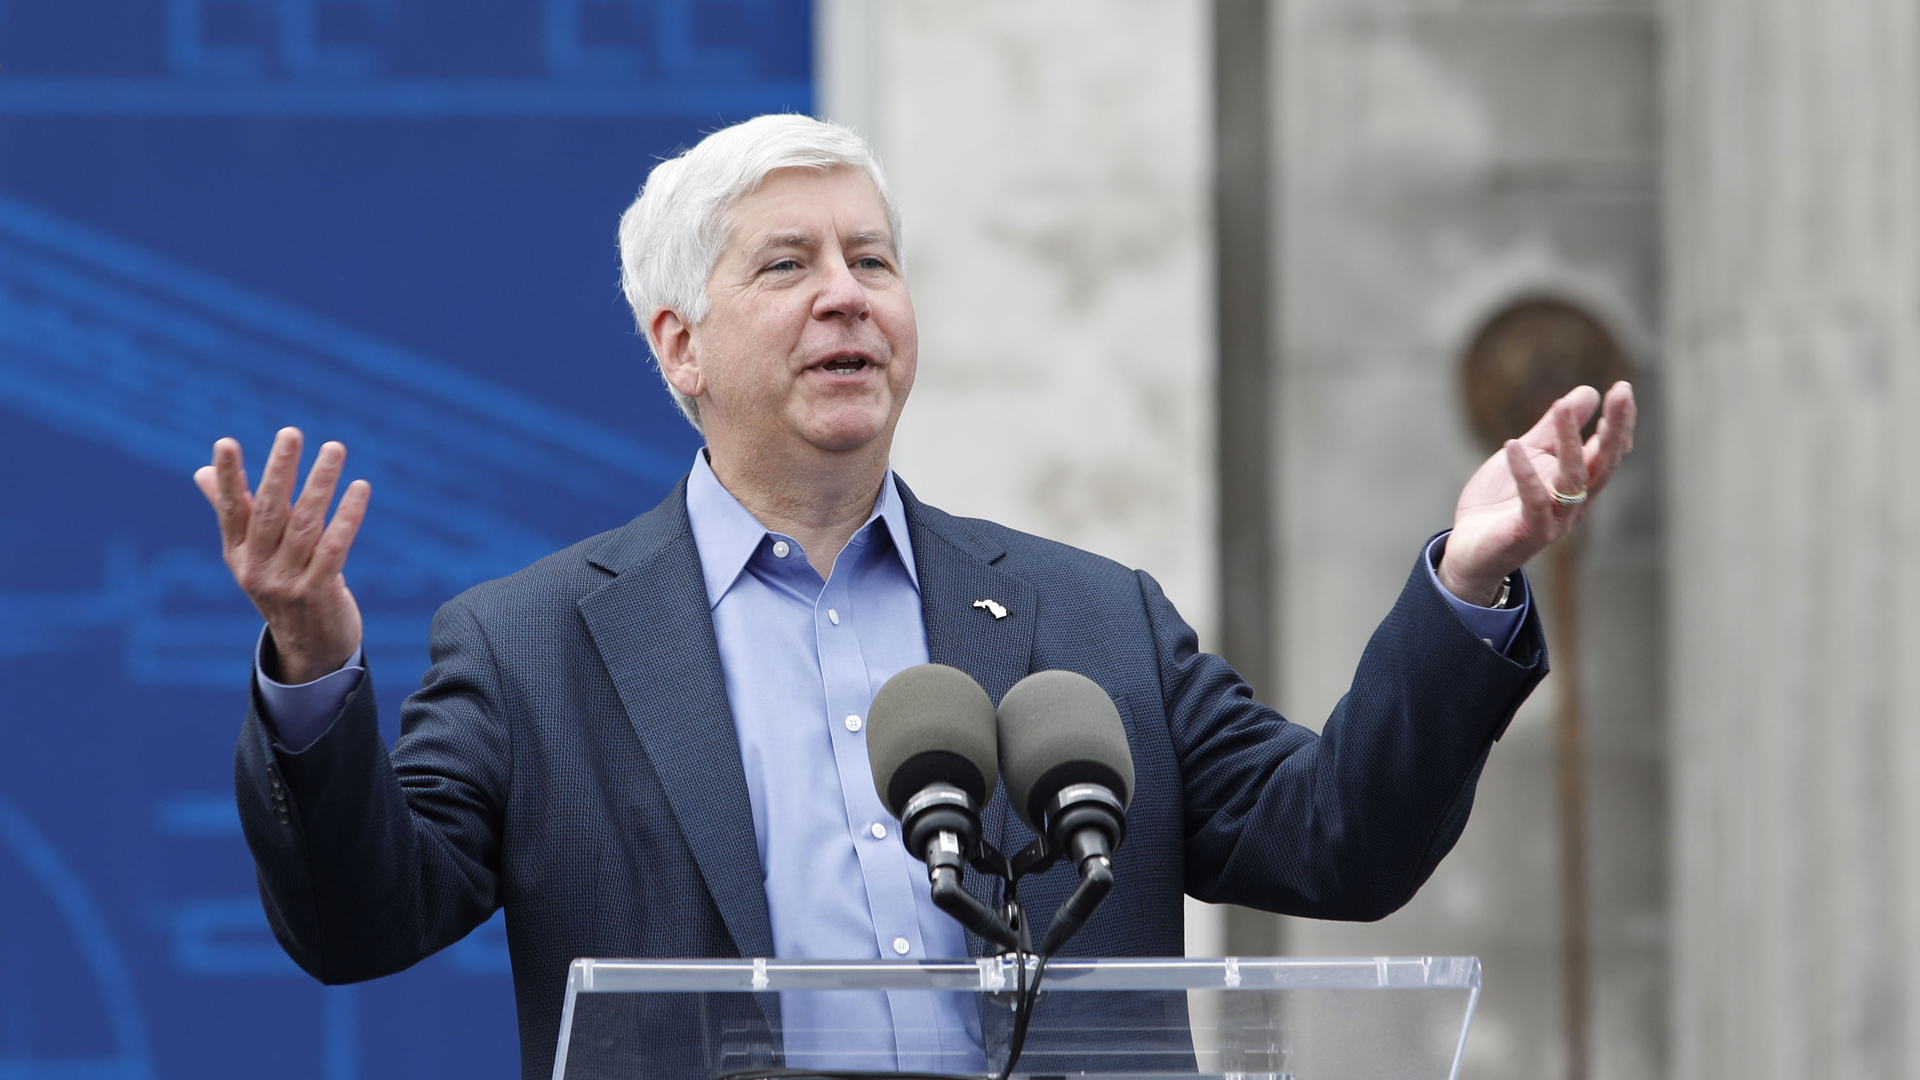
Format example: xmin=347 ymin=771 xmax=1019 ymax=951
xmin=993 ymin=947 xmax=1050 ymax=1080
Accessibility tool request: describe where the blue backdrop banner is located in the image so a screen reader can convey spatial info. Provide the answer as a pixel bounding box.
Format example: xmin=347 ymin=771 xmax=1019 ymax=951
xmin=0 ymin=3 xmax=810 ymax=1076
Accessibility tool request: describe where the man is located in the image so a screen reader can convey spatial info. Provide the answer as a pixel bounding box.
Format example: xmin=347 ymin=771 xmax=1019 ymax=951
xmin=196 ymin=115 xmax=1634 ymax=1077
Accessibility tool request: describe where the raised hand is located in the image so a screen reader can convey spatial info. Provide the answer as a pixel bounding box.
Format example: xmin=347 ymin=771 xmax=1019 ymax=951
xmin=1437 ymin=381 xmax=1636 ymax=605
xmin=193 ymin=428 xmax=370 ymax=684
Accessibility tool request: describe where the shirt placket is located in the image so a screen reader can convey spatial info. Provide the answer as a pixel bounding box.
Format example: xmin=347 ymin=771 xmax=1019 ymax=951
xmin=816 ymin=544 xmax=946 ymax=1068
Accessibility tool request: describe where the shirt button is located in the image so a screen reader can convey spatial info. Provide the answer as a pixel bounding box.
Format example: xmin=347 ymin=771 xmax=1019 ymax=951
xmin=892 ymin=937 xmax=911 ymax=956
xmin=772 ymin=540 xmax=790 ymax=558
xmin=870 ymin=822 xmax=887 ymax=839
xmin=845 ymin=714 xmax=862 ymax=732
xmin=828 ymin=608 xmax=840 ymax=625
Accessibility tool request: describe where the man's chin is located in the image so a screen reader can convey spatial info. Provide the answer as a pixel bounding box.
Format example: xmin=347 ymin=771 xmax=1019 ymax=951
xmin=800 ymin=413 xmax=894 ymax=456
xmin=806 ymin=431 xmax=888 ymax=456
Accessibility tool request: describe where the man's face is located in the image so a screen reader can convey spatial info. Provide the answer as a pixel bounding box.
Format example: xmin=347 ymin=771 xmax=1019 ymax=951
xmin=684 ymin=165 xmax=916 ymax=459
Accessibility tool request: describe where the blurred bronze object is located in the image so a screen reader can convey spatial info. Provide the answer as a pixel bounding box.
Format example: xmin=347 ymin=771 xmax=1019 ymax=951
xmin=1459 ymin=297 xmax=1630 ymax=1080
xmin=1462 ymin=298 xmax=1630 ymax=448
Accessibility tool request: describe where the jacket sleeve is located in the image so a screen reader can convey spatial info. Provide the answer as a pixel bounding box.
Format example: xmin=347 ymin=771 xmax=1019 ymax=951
xmin=1153 ymin=548 xmax=1548 ymax=921
xmin=233 ymin=598 xmax=511 ymax=983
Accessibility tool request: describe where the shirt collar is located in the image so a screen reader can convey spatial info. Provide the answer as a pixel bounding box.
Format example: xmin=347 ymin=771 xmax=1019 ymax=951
xmin=684 ymin=450 xmax=920 ymax=610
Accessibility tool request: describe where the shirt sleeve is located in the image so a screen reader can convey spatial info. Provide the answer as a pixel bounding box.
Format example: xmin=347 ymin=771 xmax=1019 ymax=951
xmin=1423 ymin=532 xmax=1531 ymax=656
xmin=253 ymin=628 xmax=365 ymax=752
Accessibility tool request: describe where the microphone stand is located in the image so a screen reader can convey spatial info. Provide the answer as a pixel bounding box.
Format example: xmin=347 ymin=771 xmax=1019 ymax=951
xmin=914 ymin=796 xmax=1124 ymax=1080
xmin=724 ymin=831 xmax=1110 ymax=1080
xmin=962 ymin=834 xmax=1095 ymax=1080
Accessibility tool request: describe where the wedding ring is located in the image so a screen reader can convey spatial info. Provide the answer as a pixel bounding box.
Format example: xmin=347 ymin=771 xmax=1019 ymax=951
xmin=1549 ymin=485 xmax=1589 ymax=508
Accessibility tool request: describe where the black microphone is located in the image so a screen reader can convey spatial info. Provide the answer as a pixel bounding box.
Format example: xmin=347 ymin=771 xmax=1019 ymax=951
xmin=867 ymin=663 xmax=1019 ymax=951
xmin=995 ymin=670 xmax=1135 ymax=955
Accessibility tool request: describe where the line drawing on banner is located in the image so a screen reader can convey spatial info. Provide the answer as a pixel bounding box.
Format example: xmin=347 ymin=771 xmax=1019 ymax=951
xmin=170 ymin=897 xmax=304 ymax=976
xmin=0 ymin=191 xmax=684 ymax=684
xmin=150 ymin=791 xmax=509 ymax=975
xmin=0 ymin=0 xmax=807 ymax=117
xmin=148 ymin=796 xmax=370 ymax=1078
xmin=0 ymin=797 xmax=156 ymax=1080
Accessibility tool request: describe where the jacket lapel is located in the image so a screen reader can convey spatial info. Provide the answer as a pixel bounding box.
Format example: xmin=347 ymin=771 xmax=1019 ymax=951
xmin=899 ymin=482 xmax=1038 ymax=952
xmin=577 ymin=484 xmax=775 ymax=961
xmin=898 ymin=481 xmax=1038 ymax=706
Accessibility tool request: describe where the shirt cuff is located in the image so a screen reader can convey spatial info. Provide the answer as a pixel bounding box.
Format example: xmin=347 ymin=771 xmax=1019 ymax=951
xmin=254 ymin=628 xmax=365 ymax=752
xmin=1424 ymin=533 xmax=1530 ymax=656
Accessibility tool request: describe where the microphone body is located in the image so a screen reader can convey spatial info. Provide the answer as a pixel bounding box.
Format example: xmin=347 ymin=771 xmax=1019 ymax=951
xmin=867 ymin=664 xmax=1020 ymax=950
xmin=995 ymin=670 xmax=1137 ymax=954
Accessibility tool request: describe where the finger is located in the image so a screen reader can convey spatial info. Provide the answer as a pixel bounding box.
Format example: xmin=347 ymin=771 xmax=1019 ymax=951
xmin=193 ymin=466 xmax=225 ymax=522
xmin=1506 ymin=440 xmax=1555 ymax=541
xmin=245 ymin=427 xmax=305 ymax=561
xmin=282 ymin=441 xmax=349 ymax=568
xmin=1581 ymin=381 xmax=1638 ymax=495
xmin=1517 ymin=383 xmax=1602 ymax=451
xmin=1553 ymin=395 xmax=1588 ymax=498
xmin=203 ymin=438 xmax=254 ymax=553
xmin=308 ymin=479 xmax=371 ymax=581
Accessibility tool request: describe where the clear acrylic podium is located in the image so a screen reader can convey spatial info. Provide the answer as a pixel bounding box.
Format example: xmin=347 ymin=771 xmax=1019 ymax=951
xmin=553 ymin=956 xmax=1481 ymax=1080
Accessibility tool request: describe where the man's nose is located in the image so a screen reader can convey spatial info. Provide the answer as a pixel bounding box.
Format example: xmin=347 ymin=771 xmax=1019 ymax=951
xmin=812 ymin=256 xmax=871 ymax=321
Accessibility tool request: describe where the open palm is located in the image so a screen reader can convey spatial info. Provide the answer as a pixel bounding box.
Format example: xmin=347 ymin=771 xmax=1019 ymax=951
xmin=193 ymin=428 xmax=370 ymax=684
xmin=1437 ymin=382 xmax=1636 ymax=604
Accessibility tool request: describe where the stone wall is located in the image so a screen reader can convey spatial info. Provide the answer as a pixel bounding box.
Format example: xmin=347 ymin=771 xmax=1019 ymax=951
xmin=1267 ymin=2 xmax=1667 ymax=1078
xmin=1665 ymin=1 xmax=1920 ymax=1076
xmin=817 ymin=3 xmax=1671 ymax=1074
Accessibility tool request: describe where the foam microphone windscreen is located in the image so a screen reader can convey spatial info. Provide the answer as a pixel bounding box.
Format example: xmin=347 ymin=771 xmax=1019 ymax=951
xmin=867 ymin=664 xmax=1000 ymax=817
xmin=995 ymin=670 xmax=1136 ymax=832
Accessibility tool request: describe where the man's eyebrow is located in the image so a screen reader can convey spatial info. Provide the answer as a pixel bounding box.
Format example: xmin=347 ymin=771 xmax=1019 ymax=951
xmin=748 ymin=232 xmax=820 ymax=258
xmin=745 ymin=229 xmax=898 ymax=261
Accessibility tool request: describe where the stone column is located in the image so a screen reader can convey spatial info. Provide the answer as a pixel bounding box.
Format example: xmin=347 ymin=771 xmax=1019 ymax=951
xmin=1665 ymin=1 xmax=1920 ymax=1077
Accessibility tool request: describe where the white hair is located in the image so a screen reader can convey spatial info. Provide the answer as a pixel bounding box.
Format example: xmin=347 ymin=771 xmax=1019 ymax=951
xmin=618 ymin=113 xmax=901 ymax=432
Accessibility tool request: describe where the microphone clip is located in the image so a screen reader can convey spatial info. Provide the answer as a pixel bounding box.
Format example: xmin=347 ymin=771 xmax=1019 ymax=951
xmin=925 ymin=781 xmax=1127 ymax=959
xmin=900 ymin=784 xmax=1024 ymax=952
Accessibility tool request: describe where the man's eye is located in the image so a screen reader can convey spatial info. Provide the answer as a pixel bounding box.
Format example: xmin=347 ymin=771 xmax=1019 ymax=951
xmin=855 ymin=256 xmax=890 ymax=271
xmin=765 ymin=258 xmax=801 ymax=272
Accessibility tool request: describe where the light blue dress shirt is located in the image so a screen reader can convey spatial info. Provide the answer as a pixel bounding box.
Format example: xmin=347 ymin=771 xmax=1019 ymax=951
xmin=253 ymin=455 xmax=1528 ymax=1073
xmin=681 ymin=451 xmax=981 ymax=1072
xmin=1424 ymin=534 xmax=1530 ymax=653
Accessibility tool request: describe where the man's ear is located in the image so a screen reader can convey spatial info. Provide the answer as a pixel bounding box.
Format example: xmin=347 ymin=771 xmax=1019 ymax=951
xmin=650 ymin=307 xmax=704 ymax=400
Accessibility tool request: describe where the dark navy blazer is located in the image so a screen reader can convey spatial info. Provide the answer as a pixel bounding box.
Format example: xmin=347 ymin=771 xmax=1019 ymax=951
xmin=235 ymin=477 xmax=1546 ymax=1078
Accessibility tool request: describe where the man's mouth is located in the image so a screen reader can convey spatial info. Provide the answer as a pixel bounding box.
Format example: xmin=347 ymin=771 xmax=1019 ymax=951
xmin=818 ymin=355 xmax=872 ymax=374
